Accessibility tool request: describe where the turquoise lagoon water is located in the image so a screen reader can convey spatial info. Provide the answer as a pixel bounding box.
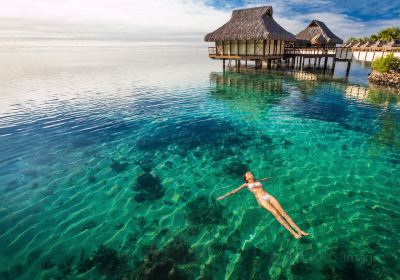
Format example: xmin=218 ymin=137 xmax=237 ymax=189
xmin=0 ymin=41 xmax=399 ymax=280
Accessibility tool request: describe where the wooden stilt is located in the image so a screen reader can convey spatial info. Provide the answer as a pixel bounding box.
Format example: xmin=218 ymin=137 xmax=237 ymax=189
xmin=345 ymin=61 xmax=351 ymax=76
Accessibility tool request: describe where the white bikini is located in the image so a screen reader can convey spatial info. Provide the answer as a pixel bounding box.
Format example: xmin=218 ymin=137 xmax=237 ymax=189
xmin=247 ymin=181 xmax=271 ymax=202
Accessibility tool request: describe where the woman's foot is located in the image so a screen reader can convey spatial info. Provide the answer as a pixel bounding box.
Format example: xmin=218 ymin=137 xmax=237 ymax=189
xmin=293 ymin=233 xmax=302 ymax=239
xmin=299 ymin=230 xmax=309 ymax=236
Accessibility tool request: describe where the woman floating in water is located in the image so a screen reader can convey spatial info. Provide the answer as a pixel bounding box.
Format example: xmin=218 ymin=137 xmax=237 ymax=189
xmin=217 ymin=171 xmax=309 ymax=239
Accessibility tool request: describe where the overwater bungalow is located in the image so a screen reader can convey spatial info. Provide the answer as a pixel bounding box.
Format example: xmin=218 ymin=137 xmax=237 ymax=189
xmin=384 ymin=39 xmax=400 ymax=49
xmin=342 ymin=41 xmax=357 ymax=48
xmin=204 ymin=6 xmax=296 ymax=64
xmin=204 ymin=6 xmax=351 ymax=73
xmin=360 ymin=41 xmax=375 ymax=48
xmin=295 ymin=20 xmax=343 ymax=47
xmin=371 ymin=41 xmax=385 ymax=48
xmin=352 ymin=41 xmax=364 ymax=48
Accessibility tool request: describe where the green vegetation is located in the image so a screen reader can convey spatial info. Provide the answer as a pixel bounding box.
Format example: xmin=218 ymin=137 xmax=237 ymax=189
xmin=371 ymin=53 xmax=400 ymax=72
xmin=346 ymin=27 xmax=400 ymax=43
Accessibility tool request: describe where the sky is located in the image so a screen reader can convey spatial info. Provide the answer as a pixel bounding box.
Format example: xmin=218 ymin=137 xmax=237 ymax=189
xmin=0 ymin=0 xmax=399 ymax=41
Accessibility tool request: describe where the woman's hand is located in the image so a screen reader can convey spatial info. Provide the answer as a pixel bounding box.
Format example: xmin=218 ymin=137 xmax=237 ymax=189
xmin=217 ymin=184 xmax=246 ymax=201
xmin=261 ymin=177 xmax=273 ymax=182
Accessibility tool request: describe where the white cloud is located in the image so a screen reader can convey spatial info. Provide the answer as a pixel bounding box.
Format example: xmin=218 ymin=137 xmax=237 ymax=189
xmin=267 ymin=3 xmax=400 ymax=40
xmin=293 ymin=13 xmax=400 ymax=39
xmin=0 ymin=0 xmax=230 ymax=39
xmin=0 ymin=0 xmax=398 ymax=40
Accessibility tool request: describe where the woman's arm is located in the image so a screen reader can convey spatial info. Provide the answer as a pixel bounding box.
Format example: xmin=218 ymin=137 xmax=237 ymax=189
xmin=259 ymin=177 xmax=273 ymax=182
xmin=217 ymin=184 xmax=247 ymax=200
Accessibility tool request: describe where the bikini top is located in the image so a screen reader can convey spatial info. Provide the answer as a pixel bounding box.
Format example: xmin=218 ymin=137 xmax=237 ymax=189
xmin=247 ymin=181 xmax=262 ymax=189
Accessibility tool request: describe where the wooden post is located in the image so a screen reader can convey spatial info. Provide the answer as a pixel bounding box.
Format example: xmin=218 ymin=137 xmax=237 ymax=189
xmin=345 ymin=61 xmax=351 ymax=76
xmin=318 ymin=57 xmax=321 ymax=68
xmin=323 ymin=56 xmax=328 ymax=69
xmin=263 ymin=40 xmax=266 ymax=57
xmin=223 ymin=59 xmax=225 ymax=70
xmin=332 ymin=59 xmax=336 ymax=73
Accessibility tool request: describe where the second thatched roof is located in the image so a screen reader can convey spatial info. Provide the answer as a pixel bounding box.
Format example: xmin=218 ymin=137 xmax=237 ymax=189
xmin=204 ymin=6 xmax=296 ymax=42
xmin=296 ymin=20 xmax=343 ymax=45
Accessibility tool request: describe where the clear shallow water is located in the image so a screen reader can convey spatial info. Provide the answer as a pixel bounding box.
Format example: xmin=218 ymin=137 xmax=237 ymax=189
xmin=0 ymin=41 xmax=399 ymax=280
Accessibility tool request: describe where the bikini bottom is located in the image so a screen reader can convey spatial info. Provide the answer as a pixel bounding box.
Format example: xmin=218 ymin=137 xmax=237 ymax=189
xmin=260 ymin=193 xmax=271 ymax=202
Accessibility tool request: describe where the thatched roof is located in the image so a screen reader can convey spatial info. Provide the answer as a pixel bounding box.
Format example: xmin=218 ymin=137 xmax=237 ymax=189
xmin=360 ymin=41 xmax=374 ymax=47
xmin=204 ymin=6 xmax=296 ymax=42
xmin=343 ymin=41 xmax=356 ymax=48
xmin=310 ymin=33 xmax=328 ymax=45
xmin=341 ymin=42 xmax=350 ymax=47
xmin=352 ymin=41 xmax=363 ymax=47
xmin=385 ymin=39 xmax=400 ymax=47
xmin=296 ymin=20 xmax=343 ymax=45
xmin=371 ymin=41 xmax=385 ymax=48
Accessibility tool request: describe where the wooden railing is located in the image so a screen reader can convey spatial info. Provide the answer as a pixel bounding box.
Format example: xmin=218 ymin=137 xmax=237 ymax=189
xmin=207 ymin=46 xmax=357 ymax=59
xmin=283 ymin=46 xmax=338 ymax=55
xmin=350 ymin=46 xmax=400 ymax=52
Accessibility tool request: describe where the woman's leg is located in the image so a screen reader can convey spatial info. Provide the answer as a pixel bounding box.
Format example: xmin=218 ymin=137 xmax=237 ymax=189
xmin=258 ymin=199 xmax=301 ymax=239
xmin=268 ymin=195 xmax=309 ymax=236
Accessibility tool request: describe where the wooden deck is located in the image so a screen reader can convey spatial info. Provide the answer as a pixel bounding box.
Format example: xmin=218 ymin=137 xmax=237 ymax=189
xmin=207 ymin=46 xmax=353 ymax=75
xmin=208 ymin=54 xmax=284 ymax=60
xmin=208 ymin=46 xmax=352 ymax=60
xmin=349 ymin=47 xmax=400 ymax=62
